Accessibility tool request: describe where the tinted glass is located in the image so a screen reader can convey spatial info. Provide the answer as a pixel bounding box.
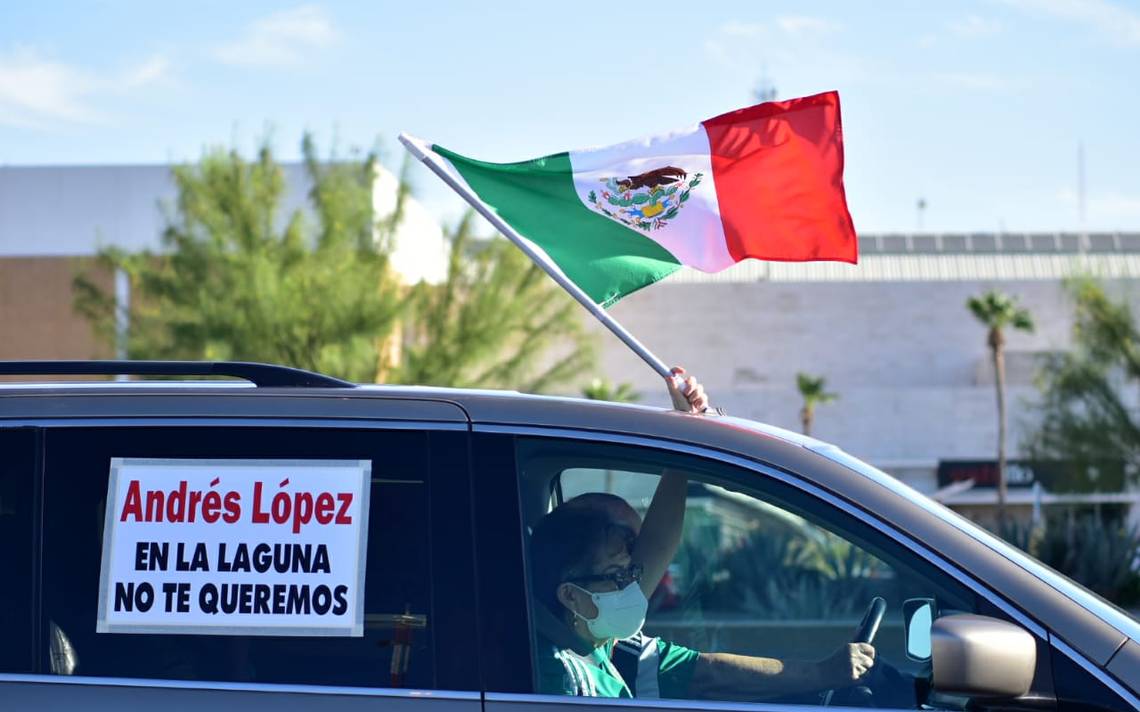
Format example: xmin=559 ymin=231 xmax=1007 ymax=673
xmin=1053 ymin=651 xmax=1132 ymax=712
xmin=518 ymin=437 xmax=1049 ymax=709
xmin=0 ymin=428 xmax=36 ymax=673
xmin=40 ymin=427 xmax=445 ymax=689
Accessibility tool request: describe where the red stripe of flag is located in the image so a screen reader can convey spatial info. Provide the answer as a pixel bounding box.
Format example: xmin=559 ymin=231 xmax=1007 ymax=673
xmin=702 ymin=91 xmax=858 ymax=264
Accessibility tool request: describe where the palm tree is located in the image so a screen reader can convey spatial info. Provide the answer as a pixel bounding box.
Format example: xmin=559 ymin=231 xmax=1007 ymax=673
xmin=581 ymin=378 xmax=639 ymax=403
xmin=967 ymin=290 xmax=1035 ymax=526
xmin=796 ymin=373 xmax=838 ymax=437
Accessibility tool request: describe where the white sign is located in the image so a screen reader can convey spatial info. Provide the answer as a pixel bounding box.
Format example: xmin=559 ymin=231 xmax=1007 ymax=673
xmin=96 ymin=458 xmax=371 ymax=637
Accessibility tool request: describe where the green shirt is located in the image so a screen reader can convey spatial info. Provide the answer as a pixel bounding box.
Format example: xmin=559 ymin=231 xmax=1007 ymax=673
xmin=538 ymin=632 xmax=700 ymax=699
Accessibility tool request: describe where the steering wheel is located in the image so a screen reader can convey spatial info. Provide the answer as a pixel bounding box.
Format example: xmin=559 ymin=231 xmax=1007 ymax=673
xmin=822 ymin=596 xmax=887 ymax=707
xmin=853 ymin=596 xmax=887 ymax=644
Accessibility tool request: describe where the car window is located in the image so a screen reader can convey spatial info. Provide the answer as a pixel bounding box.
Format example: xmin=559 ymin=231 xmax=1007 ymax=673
xmin=0 ymin=429 xmax=36 ymax=674
xmin=37 ymin=426 xmax=463 ymax=690
xmin=518 ymin=436 xmax=1051 ymax=709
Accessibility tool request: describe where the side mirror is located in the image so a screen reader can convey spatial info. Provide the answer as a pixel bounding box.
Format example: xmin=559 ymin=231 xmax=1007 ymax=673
xmin=903 ymin=597 xmax=935 ymax=661
xmin=932 ymin=614 xmax=1037 ymax=698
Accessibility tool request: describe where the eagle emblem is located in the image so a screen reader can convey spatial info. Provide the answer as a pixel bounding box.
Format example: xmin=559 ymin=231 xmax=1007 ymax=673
xmin=586 ymin=166 xmax=703 ymax=231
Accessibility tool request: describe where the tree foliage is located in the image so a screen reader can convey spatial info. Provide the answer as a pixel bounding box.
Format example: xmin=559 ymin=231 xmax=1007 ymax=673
xmin=393 ymin=212 xmax=595 ymax=392
xmin=967 ymin=291 xmax=1035 ymax=344
xmin=795 ymin=372 xmax=837 ymax=436
xmin=1023 ymin=278 xmax=1140 ymax=492
xmin=581 ymin=378 xmax=639 ymax=403
xmin=74 ymin=135 xmax=402 ymax=382
xmin=967 ymin=289 xmax=1034 ymax=524
xmin=74 ymin=137 xmax=596 ymax=393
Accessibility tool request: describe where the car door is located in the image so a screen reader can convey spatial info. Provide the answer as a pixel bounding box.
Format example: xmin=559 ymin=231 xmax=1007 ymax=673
xmin=0 ymin=420 xmax=481 ymax=712
xmin=470 ymin=427 xmax=1081 ymax=712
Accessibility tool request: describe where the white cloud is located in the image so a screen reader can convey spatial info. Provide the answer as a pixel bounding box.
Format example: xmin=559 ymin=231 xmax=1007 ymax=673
xmin=0 ymin=48 xmax=169 ymax=129
xmin=776 ymin=16 xmax=842 ymax=36
xmin=1001 ymin=0 xmax=1140 ymax=47
xmin=1057 ymin=188 xmax=1140 ymax=221
xmin=705 ymin=17 xmax=868 ymax=85
xmin=212 ymin=5 xmax=338 ymax=68
xmin=936 ymin=71 xmax=1021 ymax=91
xmin=948 ymin=15 xmax=1003 ymax=38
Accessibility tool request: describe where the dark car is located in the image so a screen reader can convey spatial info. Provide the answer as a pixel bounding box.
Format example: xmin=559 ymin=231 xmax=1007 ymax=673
xmin=0 ymin=361 xmax=1136 ymax=711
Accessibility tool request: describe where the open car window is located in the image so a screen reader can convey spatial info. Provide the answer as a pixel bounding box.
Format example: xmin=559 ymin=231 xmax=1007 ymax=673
xmin=518 ymin=436 xmax=1053 ymax=709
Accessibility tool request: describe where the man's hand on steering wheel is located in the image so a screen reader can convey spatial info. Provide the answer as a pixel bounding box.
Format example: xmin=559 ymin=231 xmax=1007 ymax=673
xmin=818 ymin=642 xmax=876 ymax=687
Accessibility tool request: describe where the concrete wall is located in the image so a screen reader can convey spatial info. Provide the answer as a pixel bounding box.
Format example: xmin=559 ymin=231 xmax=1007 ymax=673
xmin=0 ymin=164 xmax=311 ymax=257
xmin=592 ymin=278 xmax=1140 ymax=485
xmin=0 ymin=256 xmax=111 ymax=363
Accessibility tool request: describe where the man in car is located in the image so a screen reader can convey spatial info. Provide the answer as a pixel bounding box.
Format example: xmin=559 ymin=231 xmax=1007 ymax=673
xmin=528 ymin=369 xmax=876 ymax=700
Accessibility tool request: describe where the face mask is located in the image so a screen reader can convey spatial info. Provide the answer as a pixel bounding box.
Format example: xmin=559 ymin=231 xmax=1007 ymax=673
xmin=569 ymin=581 xmax=648 ymax=640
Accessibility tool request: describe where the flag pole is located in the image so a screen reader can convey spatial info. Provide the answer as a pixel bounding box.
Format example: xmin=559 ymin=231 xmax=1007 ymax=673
xmin=399 ymin=132 xmax=678 ymax=383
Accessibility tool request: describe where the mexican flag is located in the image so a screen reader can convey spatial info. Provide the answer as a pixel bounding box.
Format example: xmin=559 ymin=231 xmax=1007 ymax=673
xmin=420 ymin=91 xmax=856 ymax=307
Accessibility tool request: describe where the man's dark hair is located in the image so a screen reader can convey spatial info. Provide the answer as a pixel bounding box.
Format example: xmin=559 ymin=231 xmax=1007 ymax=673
xmin=529 ymin=505 xmax=629 ymax=619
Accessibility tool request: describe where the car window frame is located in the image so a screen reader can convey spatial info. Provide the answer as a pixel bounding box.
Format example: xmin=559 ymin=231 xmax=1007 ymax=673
xmin=474 ymin=423 xmax=1139 ymax=712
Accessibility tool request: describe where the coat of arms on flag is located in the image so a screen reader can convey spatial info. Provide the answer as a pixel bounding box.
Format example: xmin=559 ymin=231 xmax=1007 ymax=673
xmin=586 ymin=167 xmax=704 ymax=232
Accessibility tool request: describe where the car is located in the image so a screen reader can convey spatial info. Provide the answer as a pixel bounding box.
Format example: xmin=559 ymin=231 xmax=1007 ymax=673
xmin=0 ymin=359 xmax=1136 ymax=711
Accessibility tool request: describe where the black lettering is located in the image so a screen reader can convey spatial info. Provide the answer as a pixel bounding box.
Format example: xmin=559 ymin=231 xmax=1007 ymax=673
xmin=189 ymin=542 xmax=209 ymax=571
xmin=175 ymin=542 xmax=190 ymax=571
xmin=199 ymin=583 xmax=219 ymax=614
xmin=114 ymin=582 xmax=135 ymax=612
xmin=232 ymin=543 xmax=250 ymax=572
xmin=253 ymin=543 xmax=271 ymax=573
xmin=254 ymin=584 xmax=271 ymax=614
xmin=135 ymin=582 xmax=155 ymax=612
xmin=332 ymin=585 xmax=348 ymax=616
xmin=312 ymin=585 xmax=332 ymax=615
xmin=313 ymin=544 xmax=330 ymax=574
xmin=287 ymin=584 xmax=310 ymax=614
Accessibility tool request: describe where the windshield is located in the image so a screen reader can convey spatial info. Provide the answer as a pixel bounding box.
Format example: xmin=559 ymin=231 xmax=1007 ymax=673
xmin=811 ymin=442 xmax=1140 ymax=642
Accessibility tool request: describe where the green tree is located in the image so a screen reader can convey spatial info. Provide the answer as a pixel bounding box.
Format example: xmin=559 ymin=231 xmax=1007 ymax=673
xmin=795 ymin=372 xmax=837 ymax=437
xmin=967 ymin=289 xmax=1035 ymax=525
xmin=74 ymin=135 xmax=403 ymax=382
xmin=394 ymin=212 xmax=595 ymax=392
xmin=581 ymin=378 xmax=639 ymax=403
xmin=1023 ymin=278 xmax=1140 ymax=493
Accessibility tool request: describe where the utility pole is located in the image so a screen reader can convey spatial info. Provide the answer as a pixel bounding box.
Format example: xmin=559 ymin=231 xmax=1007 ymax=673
xmin=753 ymin=69 xmax=777 ymax=103
xmin=1078 ymin=141 xmax=1087 ymax=252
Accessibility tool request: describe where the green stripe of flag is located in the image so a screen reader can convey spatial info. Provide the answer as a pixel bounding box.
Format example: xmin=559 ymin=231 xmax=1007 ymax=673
xmin=433 ymin=145 xmax=681 ymax=307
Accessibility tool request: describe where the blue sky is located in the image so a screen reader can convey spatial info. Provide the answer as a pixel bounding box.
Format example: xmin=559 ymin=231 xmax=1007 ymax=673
xmin=1 ymin=0 xmax=1138 ymax=233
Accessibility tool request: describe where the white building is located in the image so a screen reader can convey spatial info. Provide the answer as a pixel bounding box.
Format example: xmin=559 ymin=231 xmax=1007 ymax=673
xmin=598 ymin=232 xmax=1140 ymax=522
xmin=0 ymin=162 xmax=448 ymax=283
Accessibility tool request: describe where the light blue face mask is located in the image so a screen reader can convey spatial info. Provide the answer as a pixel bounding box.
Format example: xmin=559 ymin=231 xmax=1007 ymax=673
xmin=569 ymin=581 xmax=648 ymax=640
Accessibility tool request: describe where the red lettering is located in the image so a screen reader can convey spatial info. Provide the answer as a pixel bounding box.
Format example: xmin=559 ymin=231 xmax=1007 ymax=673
xmin=251 ymin=481 xmax=270 ymax=523
xmin=315 ymin=493 xmax=334 ymax=524
xmin=120 ymin=480 xmax=143 ymax=522
xmin=335 ymin=493 xmax=353 ymax=525
xmin=165 ymin=480 xmax=188 ymax=522
xmin=293 ymin=492 xmax=314 ymax=534
xmin=202 ymin=490 xmax=221 ymax=523
xmin=145 ymin=490 xmax=164 ymax=522
xmin=187 ymin=489 xmax=203 ymax=522
xmin=223 ymin=491 xmax=241 ymax=523
xmin=271 ymin=491 xmax=291 ymax=524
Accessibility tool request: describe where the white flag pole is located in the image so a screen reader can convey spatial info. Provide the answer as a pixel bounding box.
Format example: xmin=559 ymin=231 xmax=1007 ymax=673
xmin=399 ymin=132 xmax=679 ymax=384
